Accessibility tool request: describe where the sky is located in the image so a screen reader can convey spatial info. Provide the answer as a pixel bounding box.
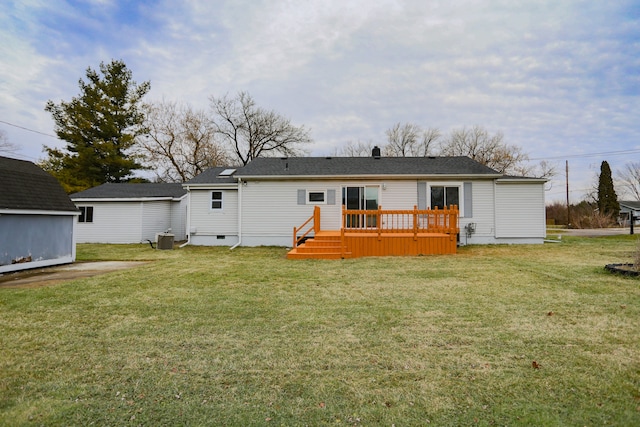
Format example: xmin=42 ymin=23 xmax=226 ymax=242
xmin=1 ymin=0 xmax=639 ymax=203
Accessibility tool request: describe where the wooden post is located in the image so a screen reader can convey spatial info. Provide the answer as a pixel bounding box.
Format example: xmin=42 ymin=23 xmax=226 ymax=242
xmin=293 ymin=226 xmax=297 ymax=248
xmin=377 ymin=205 xmax=382 ymax=240
xmin=313 ymin=205 xmax=321 ymax=234
xmin=413 ymin=205 xmax=418 ymax=240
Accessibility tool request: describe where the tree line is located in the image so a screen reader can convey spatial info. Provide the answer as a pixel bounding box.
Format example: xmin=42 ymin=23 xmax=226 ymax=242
xmin=39 ymin=59 xmax=551 ymax=193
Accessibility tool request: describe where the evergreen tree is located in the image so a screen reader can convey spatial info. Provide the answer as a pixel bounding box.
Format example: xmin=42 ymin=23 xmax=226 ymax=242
xmin=597 ymin=160 xmax=620 ymax=217
xmin=42 ymin=60 xmax=150 ymax=193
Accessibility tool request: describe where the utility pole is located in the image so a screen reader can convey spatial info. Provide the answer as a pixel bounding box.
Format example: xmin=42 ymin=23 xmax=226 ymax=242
xmin=566 ymin=160 xmax=570 ymax=227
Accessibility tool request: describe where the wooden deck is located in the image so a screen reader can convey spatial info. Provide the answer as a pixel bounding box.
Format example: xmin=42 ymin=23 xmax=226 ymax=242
xmin=287 ymin=206 xmax=459 ymax=260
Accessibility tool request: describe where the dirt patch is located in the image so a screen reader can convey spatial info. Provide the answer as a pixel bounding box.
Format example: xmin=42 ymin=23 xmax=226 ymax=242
xmin=0 ymin=261 xmax=149 ymax=289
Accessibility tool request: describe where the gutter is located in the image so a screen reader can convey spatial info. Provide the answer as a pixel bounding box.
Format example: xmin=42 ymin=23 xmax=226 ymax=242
xmin=230 ymin=178 xmax=243 ymax=250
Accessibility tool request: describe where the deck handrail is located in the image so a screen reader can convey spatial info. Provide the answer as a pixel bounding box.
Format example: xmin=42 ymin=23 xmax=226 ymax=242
xmin=292 ymin=205 xmax=321 ymax=248
xmin=342 ymin=205 xmax=459 ymax=238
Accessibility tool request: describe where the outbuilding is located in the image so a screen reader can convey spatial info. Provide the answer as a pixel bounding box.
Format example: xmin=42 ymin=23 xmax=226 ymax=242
xmin=0 ymin=156 xmax=79 ymax=273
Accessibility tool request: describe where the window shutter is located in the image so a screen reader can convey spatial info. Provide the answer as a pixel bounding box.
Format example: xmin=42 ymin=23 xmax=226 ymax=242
xmin=327 ymin=189 xmax=336 ymax=205
xmin=464 ymin=182 xmax=473 ymax=217
xmin=417 ymin=182 xmax=427 ymax=209
xmin=297 ymin=189 xmax=306 ymax=205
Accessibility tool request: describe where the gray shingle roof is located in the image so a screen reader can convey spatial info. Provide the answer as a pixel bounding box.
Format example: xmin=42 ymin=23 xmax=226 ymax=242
xmin=0 ymin=156 xmax=77 ymax=212
xmin=70 ymin=183 xmax=187 ymax=199
xmin=184 ymin=167 xmax=241 ymax=184
xmin=619 ymin=200 xmax=640 ymax=210
xmin=235 ymin=156 xmax=501 ymax=177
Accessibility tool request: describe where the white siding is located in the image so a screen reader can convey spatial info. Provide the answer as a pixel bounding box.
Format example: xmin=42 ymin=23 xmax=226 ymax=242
xmin=170 ymin=197 xmax=188 ymax=240
xmin=75 ymin=201 xmax=142 ymax=243
xmin=495 ymin=181 xmax=546 ymax=239
xmin=241 ymin=179 xmax=422 ymax=246
xmin=141 ymin=201 xmax=172 ymax=241
xmin=188 ymin=189 xmax=238 ymax=245
xmin=241 ymin=180 xmax=341 ymax=246
xmin=459 ymin=180 xmax=496 ymax=244
xmin=376 ymin=180 xmax=417 ymax=210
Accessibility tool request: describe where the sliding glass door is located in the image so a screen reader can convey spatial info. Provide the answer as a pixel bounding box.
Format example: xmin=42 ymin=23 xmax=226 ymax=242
xmin=342 ymin=186 xmax=379 ymax=228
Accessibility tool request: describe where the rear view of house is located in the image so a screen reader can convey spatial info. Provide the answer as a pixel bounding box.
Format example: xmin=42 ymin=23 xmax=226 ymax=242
xmin=182 ymin=153 xmax=547 ymax=258
xmin=70 ymin=183 xmax=187 ymax=244
xmin=0 ymin=156 xmax=79 ymax=273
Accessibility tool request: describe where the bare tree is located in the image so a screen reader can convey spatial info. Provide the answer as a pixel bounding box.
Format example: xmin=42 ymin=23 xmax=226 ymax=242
xmin=331 ymin=140 xmax=377 ymax=157
xmin=512 ymin=160 xmax=557 ymax=179
xmin=139 ymin=101 xmax=230 ymax=182
xmin=384 ymin=122 xmax=440 ymax=157
xmin=210 ymin=92 xmax=312 ymax=166
xmin=616 ymin=162 xmax=640 ymax=200
xmin=0 ymin=130 xmax=20 ymax=155
xmin=439 ymin=125 xmax=528 ymax=174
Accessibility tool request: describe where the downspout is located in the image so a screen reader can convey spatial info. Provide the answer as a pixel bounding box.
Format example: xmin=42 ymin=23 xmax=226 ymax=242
xmin=230 ymin=178 xmax=243 ymax=250
xmin=179 ymin=188 xmax=192 ymax=248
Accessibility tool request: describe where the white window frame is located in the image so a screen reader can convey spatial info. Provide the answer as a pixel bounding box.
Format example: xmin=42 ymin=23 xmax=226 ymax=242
xmin=427 ymin=182 xmax=464 ymax=215
xmin=307 ymin=190 xmax=327 ymax=205
xmin=211 ymin=191 xmax=223 ymax=210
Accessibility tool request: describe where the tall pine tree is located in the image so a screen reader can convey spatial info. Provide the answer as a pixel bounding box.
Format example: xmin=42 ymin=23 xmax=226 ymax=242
xmin=42 ymin=60 xmax=150 ymax=193
xmin=597 ymin=160 xmax=620 ymax=217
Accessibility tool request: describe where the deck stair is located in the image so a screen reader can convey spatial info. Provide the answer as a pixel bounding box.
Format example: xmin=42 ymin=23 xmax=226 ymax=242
xmin=286 ymin=231 xmax=350 ymax=259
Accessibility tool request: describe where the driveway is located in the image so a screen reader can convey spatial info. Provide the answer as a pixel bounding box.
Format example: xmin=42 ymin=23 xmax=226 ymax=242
xmin=0 ymin=261 xmax=148 ymax=289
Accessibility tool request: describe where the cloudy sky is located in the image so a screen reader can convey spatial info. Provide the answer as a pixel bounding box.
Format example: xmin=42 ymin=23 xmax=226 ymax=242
xmin=1 ymin=0 xmax=639 ymax=202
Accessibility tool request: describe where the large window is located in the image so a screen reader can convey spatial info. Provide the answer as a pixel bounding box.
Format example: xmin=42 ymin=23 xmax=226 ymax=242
xmin=211 ymin=191 xmax=223 ymax=210
xmin=78 ymin=206 xmax=93 ymax=223
xmin=430 ymin=185 xmax=460 ymax=209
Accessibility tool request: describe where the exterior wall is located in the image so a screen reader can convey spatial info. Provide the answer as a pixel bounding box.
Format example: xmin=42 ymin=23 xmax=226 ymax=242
xmin=170 ymin=197 xmax=188 ymax=240
xmin=75 ymin=201 xmax=142 ymax=243
xmin=458 ymin=180 xmax=496 ymax=245
xmin=74 ymin=199 xmax=187 ymax=243
xmin=0 ymin=214 xmax=75 ymax=273
xmin=184 ymin=177 xmax=546 ymax=248
xmin=494 ymin=181 xmax=546 ymax=242
xmin=141 ymin=201 xmax=171 ymax=242
xmin=188 ymin=189 xmax=239 ymax=246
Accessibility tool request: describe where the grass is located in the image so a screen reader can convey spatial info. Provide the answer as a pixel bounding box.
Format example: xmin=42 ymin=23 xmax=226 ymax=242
xmin=1 ymin=236 xmax=639 ymax=426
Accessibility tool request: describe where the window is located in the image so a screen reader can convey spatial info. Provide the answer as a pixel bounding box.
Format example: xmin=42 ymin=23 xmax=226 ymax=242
xmin=430 ymin=185 xmax=460 ymax=209
xmin=307 ymin=190 xmax=326 ymax=204
xmin=78 ymin=206 xmax=93 ymax=223
xmin=211 ymin=191 xmax=223 ymax=210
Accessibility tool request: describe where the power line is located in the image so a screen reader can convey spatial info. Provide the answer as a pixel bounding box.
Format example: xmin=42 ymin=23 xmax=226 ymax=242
xmin=0 ymin=120 xmax=57 ymax=138
xmin=529 ymin=148 xmax=640 ymax=161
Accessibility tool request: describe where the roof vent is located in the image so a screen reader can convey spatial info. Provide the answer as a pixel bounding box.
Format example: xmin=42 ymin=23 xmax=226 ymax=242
xmin=372 ymin=146 xmax=381 ymax=159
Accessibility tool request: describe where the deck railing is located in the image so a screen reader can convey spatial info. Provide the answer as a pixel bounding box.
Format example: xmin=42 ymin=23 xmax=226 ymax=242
xmin=293 ymin=205 xmax=321 ymax=248
xmin=292 ymin=205 xmax=459 ymax=250
xmin=342 ymin=205 xmax=459 ymax=239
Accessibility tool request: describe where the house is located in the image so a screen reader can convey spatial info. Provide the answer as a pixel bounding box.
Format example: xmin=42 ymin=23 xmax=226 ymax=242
xmin=0 ymin=156 xmax=79 ymax=273
xmin=70 ymin=183 xmax=188 ymax=244
xmin=182 ymin=152 xmax=547 ymax=258
xmin=618 ymin=201 xmax=640 ymax=226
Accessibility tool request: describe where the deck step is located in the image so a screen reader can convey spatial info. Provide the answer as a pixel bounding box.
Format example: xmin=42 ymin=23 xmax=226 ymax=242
xmin=287 ymin=237 xmax=349 ymax=259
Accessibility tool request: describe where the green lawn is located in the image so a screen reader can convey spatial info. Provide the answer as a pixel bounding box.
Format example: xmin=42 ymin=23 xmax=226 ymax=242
xmin=1 ymin=237 xmax=639 ymax=426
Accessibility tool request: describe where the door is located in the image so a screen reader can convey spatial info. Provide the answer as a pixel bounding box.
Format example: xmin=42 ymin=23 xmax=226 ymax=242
xmin=342 ymin=186 xmax=379 ymax=228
